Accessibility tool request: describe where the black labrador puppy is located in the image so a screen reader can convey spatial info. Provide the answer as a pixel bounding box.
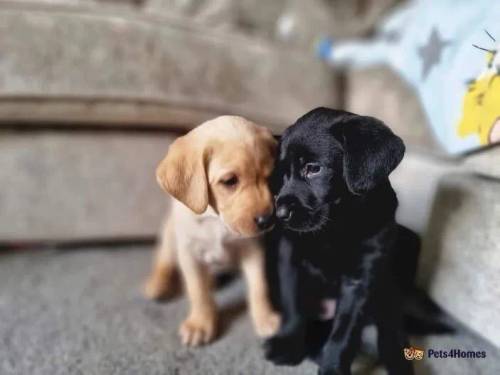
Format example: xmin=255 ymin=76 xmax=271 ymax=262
xmin=264 ymin=108 xmax=414 ymax=375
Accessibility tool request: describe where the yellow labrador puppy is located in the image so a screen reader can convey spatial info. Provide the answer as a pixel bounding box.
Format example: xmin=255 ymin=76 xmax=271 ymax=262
xmin=145 ymin=116 xmax=280 ymax=346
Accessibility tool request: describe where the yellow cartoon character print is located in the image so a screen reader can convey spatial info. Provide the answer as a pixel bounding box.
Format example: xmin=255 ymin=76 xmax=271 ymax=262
xmin=458 ymin=42 xmax=500 ymax=145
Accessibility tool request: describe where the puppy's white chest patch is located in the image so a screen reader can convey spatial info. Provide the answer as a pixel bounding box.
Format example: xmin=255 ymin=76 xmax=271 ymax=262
xmin=182 ymin=208 xmax=240 ymax=270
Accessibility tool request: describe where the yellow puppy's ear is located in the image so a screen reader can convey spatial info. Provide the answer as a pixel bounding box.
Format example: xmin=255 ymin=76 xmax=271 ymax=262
xmin=156 ymin=135 xmax=209 ymax=214
xmin=257 ymin=125 xmax=278 ymax=156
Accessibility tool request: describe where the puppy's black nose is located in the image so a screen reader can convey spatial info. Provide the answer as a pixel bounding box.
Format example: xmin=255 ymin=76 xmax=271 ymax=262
xmin=255 ymin=213 xmax=274 ymax=230
xmin=276 ymin=205 xmax=292 ymax=222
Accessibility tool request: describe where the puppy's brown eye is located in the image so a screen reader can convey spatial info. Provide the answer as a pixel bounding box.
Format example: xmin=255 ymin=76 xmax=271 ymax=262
xmin=304 ymin=163 xmax=322 ymax=178
xmin=220 ymin=175 xmax=238 ymax=188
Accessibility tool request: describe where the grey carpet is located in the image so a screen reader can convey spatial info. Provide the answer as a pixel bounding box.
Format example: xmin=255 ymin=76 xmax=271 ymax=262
xmin=0 ymin=246 xmax=498 ymax=375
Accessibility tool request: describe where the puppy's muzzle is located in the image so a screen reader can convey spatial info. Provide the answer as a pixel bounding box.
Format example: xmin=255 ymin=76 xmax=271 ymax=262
xmin=276 ymin=205 xmax=293 ymax=222
xmin=254 ymin=212 xmax=275 ymax=230
xmin=275 ymin=195 xmax=297 ymax=223
xmin=276 ymin=195 xmax=299 ymax=224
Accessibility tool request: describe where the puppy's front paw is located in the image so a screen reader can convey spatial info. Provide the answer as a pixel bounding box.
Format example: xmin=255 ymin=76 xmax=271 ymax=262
xmin=254 ymin=310 xmax=281 ymax=338
xmin=179 ymin=313 xmax=217 ymax=347
xmin=264 ymin=332 xmax=307 ymax=365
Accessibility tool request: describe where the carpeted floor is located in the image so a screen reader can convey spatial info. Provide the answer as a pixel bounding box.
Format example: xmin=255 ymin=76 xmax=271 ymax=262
xmin=1 ymin=246 xmax=498 ymax=375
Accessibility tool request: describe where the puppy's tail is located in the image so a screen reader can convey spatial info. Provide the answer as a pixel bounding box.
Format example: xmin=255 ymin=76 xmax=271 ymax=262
xmin=403 ymin=288 xmax=454 ymax=335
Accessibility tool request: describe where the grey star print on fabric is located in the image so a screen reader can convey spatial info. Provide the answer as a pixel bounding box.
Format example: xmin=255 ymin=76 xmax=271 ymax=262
xmin=418 ymin=27 xmax=451 ymax=81
xmin=383 ymin=29 xmax=401 ymax=43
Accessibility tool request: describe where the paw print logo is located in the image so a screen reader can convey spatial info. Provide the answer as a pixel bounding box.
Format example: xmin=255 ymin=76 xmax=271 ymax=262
xmin=404 ymin=346 xmax=425 ymax=361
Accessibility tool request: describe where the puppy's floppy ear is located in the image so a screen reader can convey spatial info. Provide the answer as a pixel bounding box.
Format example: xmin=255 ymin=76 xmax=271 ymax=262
xmin=156 ymin=134 xmax=209 ymax=214
xmin=331 ymin=115 xmax=405 ymax=195
xmin=257 ymin=126 xmax=278 ymax=155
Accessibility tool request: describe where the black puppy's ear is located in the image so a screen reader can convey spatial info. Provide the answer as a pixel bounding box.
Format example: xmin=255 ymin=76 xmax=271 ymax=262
xmin=331 ymin=115 xmax=405 ymax=195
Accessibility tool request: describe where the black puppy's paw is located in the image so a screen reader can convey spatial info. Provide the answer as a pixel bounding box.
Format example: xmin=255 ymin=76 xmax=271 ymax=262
xmin=264 ymin=333 xmax=307 ymax=366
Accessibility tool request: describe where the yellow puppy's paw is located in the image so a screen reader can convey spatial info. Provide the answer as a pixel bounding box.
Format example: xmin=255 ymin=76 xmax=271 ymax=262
xmin=179 ymin=313 xmax=217 ymax=347
xmin=254 ymin=310 xmax=281 ymax=338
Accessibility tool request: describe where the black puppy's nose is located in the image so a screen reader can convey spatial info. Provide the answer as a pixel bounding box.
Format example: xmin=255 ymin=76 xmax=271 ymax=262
xmin=276 ymin=205 xmax=293 ymax=222
xmin=255 ymin=213 xmax=274 ymax=230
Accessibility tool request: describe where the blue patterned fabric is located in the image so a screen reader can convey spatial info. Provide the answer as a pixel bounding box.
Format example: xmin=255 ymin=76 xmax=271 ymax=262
xmin=318 ymin=0 xmax=500 ymax=154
